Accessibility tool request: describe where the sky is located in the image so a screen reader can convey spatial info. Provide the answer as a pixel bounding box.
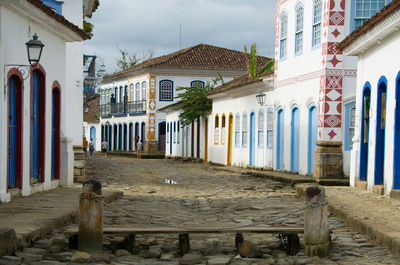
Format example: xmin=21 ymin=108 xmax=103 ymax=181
xmin=83 ymin=0 xmax=277 ymax=74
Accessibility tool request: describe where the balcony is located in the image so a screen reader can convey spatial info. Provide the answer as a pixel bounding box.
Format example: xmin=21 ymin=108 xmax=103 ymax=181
xmin=99 ymin=100 xmax=146 ymax=116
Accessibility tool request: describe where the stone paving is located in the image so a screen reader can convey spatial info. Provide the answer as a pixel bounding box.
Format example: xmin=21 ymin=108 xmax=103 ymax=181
xmin=1 ymin=154 xmax=400 ymax=264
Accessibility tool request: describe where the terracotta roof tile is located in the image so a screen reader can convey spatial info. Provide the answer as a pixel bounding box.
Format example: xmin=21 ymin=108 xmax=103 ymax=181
xmin=207 ymin=71 xmax=273 ymax=97
xmin=104 ymin=44 xmax=271 ymax=80
xmin=27 ymin=0 xmax=90 ymax=40
xmin=338 ymin=0 xmax=400 ymax=50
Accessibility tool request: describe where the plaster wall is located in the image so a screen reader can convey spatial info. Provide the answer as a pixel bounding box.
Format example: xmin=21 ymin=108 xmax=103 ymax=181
xmin=0 ymin=6 xmax=79 ymax=201
xmin=350 ymin=32 xmax=400 ymax=195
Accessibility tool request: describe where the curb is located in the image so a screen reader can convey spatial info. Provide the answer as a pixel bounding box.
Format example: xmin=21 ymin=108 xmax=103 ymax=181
xmin=295 ymin=183 xmax=400 ymax=256
xmin=4 ymin=189 xmax=123 ymax=256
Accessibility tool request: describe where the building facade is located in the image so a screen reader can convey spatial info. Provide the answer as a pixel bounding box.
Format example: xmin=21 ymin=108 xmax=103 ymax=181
xmin=270 ymin=0 xmax=391 ymax=177
xmin=0 ymin=0 xmax=92 ymax=202
xmin=95 ymin=44 xmax=269 ymax=154
xmin=340 ymin=0 xmax=400 ymax=195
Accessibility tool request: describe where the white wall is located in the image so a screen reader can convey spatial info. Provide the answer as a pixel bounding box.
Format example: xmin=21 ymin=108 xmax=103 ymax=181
xmin=0 ymin=3 xmax=83 ymax=201
xmin=350 ymin=32 xmax=400 ymax=195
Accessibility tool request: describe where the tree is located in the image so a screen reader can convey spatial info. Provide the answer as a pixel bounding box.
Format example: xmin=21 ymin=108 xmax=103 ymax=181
xmin=244 ymin=43 xmax=275 ymax=78
xmin=176 ymin=74 xmax=224 ymax=127
xmin=115 ymin=48 xmax=153 ymax=72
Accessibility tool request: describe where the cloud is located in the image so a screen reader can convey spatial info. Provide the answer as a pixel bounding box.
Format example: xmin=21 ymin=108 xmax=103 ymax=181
xmin=84 ymin=0 xmax=276 ymax=73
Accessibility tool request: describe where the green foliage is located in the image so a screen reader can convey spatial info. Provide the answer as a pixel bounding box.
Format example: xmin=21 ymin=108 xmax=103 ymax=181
xmin=115 ymin=48 xmax=153 ymax=72
xmin=249 ymin=43 xmax=257 ymax=78
xmin=258 ymin=58 xmax=275 ymax=75
xmin=176 ymin=74 xmax=224 ymax=127
xmin=83 ymin=20 xmax=94 ymax=38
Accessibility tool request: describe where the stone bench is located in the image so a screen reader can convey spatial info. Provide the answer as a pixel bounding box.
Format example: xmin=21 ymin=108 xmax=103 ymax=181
xmin=65 ymin=225 xmax=303 ymax=255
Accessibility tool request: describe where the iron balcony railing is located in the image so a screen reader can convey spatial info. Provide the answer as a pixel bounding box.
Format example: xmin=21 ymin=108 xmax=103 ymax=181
xmin=99 ymin=100 xmax=146 ymax=116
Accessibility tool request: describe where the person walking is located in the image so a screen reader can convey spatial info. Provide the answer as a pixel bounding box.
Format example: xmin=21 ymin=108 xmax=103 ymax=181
xmin=82 ymin=137 xmax=88 ymax=157
xmin=101 ymin=139 xmax=109 ymax=159
xmin=137 ymin=139 xmax=143 ymax=158
xmin=89 ymin=138 xmax=95 ymax=157
xmin=134 ymin=135 xmax=139 ymax=152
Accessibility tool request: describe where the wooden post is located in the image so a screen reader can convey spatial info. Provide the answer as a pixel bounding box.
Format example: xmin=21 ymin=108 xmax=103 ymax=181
xmin=179 ymin=233 xmax=190 ymax=256
xmin=304 ymin=184 xmax=330 ymax=257
xmin=78 ymin=180 xmax=103 ymax=253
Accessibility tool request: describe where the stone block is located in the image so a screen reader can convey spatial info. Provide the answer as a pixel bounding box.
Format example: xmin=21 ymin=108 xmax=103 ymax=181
xmin=144 ymin=141 xmax=159 ymax=154
xmin=355 ymin=180 xmax=367 ymax=190
xmin=74 ymin=160 xmax=85 ymax=169
xmin=0 ymin=228 xmax=18 ymax=256
xmin=390 ymin=190 xmax=400 ymax=199
xmin=373 ymin=185 xmax=384 ymax=195
xmin=313 ymin=141 xmax=344 ymax=180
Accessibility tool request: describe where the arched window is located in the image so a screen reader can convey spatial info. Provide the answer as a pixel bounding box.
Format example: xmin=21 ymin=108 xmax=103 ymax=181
xmin=160 ymin=80 xmax=173 ymax=101
xmin=258 ymin=111 xmax=264 ymax=147
xmin=295 ymin=4 xmax=304 ymax=55
xmin=142 ymin=81 xmax=147 ymax=101
xmin=345 ymin=102 xmax=356 ymax=150
xmin=312 ymin=0 xmax=322 ymax=47
xmin=124 ymin=85 xmax=128 ymax=102
xmin=267 ymin=110 xmax=274 ymax=148
xmin=190 ymin=80 xmax=205 ymax=89
xmin=119 ymin=86 xmax=123 ymax=102
xmin=280 ymin=12 xmax=288 ymax=59
xmin=242 ymin=113 xmax=248 ymax=146
xmin=129 ymin=83 xmax=134 ymax=101
xmin=135 ymin=83 xmax=140 ymax=101
xmin=214 ymin=114 xmax=219 ymax=145
xmin=235 ymin=114 xmax=240 ymax=146
xmin=221 ymin=114 xmax=226 ymax=145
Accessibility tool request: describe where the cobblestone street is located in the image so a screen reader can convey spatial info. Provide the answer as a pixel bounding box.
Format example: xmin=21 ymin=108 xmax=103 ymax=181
xmin=3 ymin=154 xmax=400 ymax=264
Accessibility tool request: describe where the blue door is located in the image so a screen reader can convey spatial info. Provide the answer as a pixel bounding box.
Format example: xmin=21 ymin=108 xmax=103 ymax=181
xmin=101 ymin=125 xmax=104 ymax=146
xmin=170 ymin=122 xmax=173 ymax=154
xmin=374 ymin=79 xmax=387 ymax=185
xmin=158 ymin=122 xmax=166 ymax=152
xmin=394 ymin=76 xmax=400 ymax=189
xmin=249 ymin=112 xmax=255 ymax=165
xmin=141 ymin=122 xmax=146 ymax=149
xmin=8 ymin=77 xmax=18 ymax=188
xmin=31 ymin=70 xmax=40 ymax=182
xmin=308 ymin=106 xmax=318 ymax=173
xmin=113 ymin=124 xmax=118 ymax=150
xmin=108 ymin=125 xmax=112 ymax=151
xmin=291 ymin=107 xmax=299 ymax=172
xmin=360 ymin=86 xmax=371 ymax=181
xmin=51 ymin=88 xmax=61 ymax=180
xmin=129 ymin=123 xmax=133 ymax=151
xmin=277 ymin=109 xmax=284 ymax=169
xmin=118 ymin=124 xmax=122 ymax=150
xmin=90 ymin=127 xmax=96 ymax=150
xmin=123 ymin=124 xmax=127 ymax=151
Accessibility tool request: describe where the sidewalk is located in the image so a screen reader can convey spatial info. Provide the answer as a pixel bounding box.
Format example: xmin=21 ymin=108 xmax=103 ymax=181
xmin=0 ymin=184 xmax=122 ymax=255
xmin=215 ymin=164 xmax=400 ymax=255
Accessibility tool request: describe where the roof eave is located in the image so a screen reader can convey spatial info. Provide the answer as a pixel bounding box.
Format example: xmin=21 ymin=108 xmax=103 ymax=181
xmin=343 ymin=10 xmax=400 ymax=56
xmin=3 ymin=0 xmax=87 ymax=42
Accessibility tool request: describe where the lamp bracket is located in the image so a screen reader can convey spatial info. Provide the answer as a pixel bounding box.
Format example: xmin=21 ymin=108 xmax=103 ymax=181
xmin=3 ymin=64 xmax=30 ymax=98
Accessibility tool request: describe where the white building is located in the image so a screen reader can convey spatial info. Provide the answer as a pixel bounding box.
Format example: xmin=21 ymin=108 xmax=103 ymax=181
xmin=95 ymin=44 xmax=269 ymax=154
xmin=269 ymin=0 xmax=392 ymax=178
xmin=0 ymin=0 xmax=94 ymax=202
xmin=339 ymin=0 xmax=400 ymax=196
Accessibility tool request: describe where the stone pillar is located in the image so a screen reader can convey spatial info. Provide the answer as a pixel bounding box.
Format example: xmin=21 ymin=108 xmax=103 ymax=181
xmin=145 ymin=75 xmax=159 ymax=155
xmin=78 ymin=180 xmax=103 ymax=253
xmin=314 ymin=0 xmax=347 ymax=179
xmin=73 ymin=145 xmax=86 ymax=183
xmin=313 ymin=141 xmax=344 ymax=179
xmin=304 ymin=184 xmax=330 ymax=257
xmin=60 ymin=136 xmax=73 ymax=187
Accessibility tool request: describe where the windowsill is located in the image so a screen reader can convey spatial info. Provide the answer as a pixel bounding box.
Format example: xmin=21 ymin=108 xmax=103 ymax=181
xmin=311 ymin=43 xmax=321 ymax=51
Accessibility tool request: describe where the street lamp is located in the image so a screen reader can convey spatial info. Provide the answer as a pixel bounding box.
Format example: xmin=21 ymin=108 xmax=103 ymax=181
xmin=4 ymin=33 xmax=45 ymax=97
xmin=25 ymin=33 xmax=45 ymax=66
xmin=256 ymin=91 xmax=266 ymax=106
xmin=105 ymin=121 xmax=111 ymax=127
